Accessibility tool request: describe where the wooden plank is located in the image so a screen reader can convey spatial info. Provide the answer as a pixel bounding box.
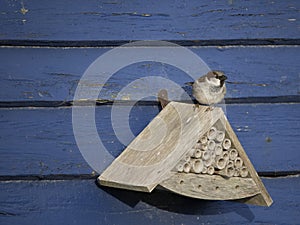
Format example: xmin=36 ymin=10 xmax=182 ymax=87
xmin=0 ymin=0 xmax=299 ymax=41
xmin=0 ymin=103 xmax=299 ymax=176
xmin=160 ymin=173 xmax=260 ymax=201
xmin=0 ymin=46 xmax=299 ymax=102
xmin=0 ymin=176 xmax=299 ymax=225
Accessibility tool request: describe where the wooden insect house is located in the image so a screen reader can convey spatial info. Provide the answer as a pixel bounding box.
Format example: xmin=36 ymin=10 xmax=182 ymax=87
xmin=99 ymin=100 xmax=273 ymax=207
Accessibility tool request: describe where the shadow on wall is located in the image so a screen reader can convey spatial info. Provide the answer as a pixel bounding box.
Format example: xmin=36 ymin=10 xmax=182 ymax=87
xmin=98 ymin=181 xmax=255 ymax=222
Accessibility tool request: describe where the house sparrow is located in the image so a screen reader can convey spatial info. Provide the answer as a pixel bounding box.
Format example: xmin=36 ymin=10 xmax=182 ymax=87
xmin=157 ymin=71 xmax=227 ymax=109
xmin=191 ymin=71 xmax=227 ymax=106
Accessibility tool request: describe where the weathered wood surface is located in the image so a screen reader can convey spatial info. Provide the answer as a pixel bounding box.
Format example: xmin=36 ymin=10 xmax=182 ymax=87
xmin=0 ymin=177 xmax=299 ymax=225
xmin=0 ymin=0 xmax=299 ymax=41
xmin=0 ymin=46 xmax=299 ymax=103
xmin=99 ymin=103 xmax=221 ymax=192
xmin=160 ymin=173 xmax=260 ymax=200
xmin=0 ymin=103 xmax=299 ymax=177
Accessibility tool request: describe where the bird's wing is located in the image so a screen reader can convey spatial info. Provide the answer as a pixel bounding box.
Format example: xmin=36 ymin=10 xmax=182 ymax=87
xmin=185 ymin=71 xmax=216 ymax=86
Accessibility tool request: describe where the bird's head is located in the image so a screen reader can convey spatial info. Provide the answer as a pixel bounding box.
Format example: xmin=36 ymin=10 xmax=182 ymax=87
xmin=207 ymin=71 xmax=227 ymax=87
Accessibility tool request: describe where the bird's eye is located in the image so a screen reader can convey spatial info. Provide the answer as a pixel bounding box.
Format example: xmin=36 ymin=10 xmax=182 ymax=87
xmin=213 ymin=71 xmax=219 ymax=78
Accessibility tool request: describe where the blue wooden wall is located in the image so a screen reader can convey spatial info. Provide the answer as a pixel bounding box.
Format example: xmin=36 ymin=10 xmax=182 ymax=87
xmin=0 ymin=1 xmax=299 ymax=224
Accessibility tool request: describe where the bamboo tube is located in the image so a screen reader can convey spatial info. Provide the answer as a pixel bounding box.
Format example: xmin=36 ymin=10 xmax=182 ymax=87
xmin=208 ymin=140 xmax=216 ymax=151
xmin=191 ymin=159 xmax=204 ymax=174
xmin=240 ymin=166 xmax=249 ymax=178
xmin=215 ymin=130 xmax=225 ymax=142
xmin=193 ymin=149 xmax=202 ymax=159
xmin=176 ymin=163 xmax=184 ymax=172
xmin=183 ymin=154 xmax=191 ymax=163
xmin=200 ymin=135 xmax=208 ymax=144
xmin=227 ymin=160 xmax=234 ymax=168
xmin=207 ymin=127 xmax=217 ymax=140
xmin=225 ymin=166 xmax=235 ymax=177
xmin=223 ymin=138 xmax=231 ymax=150
xmin=229 ymin=148 xmax=238 ymax=160
xmin=183 ymin=162 xmax=191 ymax=173
xmin=201 ymin=144 xmax=208 ymax=151
xmin=214 ymin=144 xmax=223 ymax=156
xmin=216 ymin=157 xmax=227 ymax=170
xmin=234 ymin=157 xmax=243 ymax=168
xmin=202 ymin=166 xmax=207 ymax=174
xmin=202 ymin=150 xmax=211 ymax=161
xmin=234 ymin=168 xmax=240 ymax=177
xmin=193 ymin=142 xmax=202 ymax=149
xmin=222 ymin=151 xmax=230 ymax=162
xmin=207 ymin=166 xmax=215 ymax=175
xmin=210 ymin=150 xmax=216 ymax=159
xmin=204 ymin=157 xmax=214 ymax=167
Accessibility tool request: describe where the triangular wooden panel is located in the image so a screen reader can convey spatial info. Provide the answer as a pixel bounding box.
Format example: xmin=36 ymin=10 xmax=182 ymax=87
xmin=98 ymin=102 xmax=273 ymax=206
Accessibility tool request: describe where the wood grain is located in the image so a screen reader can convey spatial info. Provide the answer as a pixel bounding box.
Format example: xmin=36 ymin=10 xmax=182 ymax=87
xmin=0 ymin=177 xmax=299 ymax=225
xmin=0 ymin=0 xmax=299 ymax=41
xmin=0 ymin=46 xmax=299 ymax=102
xmin=0 ymin=103 xmax=299 ymax=177
xmin=160 ymin=173 xmax=260 ymax=200
xmin=99 ymin=103 xmax=223 ymax=192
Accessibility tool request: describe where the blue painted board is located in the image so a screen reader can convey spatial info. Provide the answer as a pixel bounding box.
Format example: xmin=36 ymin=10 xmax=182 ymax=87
xmin=0 ymin=0 xmax=299 ymax=41
xmin=0 ymin=46 xmax=299 ymax=102
xmin=0 ymin=176 xmax=299 ymax=225
xmin=0 ymin=103 xmax=299 ymax=176
xmin=1 ymin=1 xmax=299 ymax=224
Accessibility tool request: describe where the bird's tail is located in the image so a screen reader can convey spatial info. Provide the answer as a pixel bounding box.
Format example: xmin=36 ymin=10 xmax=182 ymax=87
xmin=157 ymin=89 xmax=170 ymax=109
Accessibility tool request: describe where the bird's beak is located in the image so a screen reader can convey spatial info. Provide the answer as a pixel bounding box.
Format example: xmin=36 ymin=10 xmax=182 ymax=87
xmin=219 ymin=75 xmax=227 ymax=81
xmin=218 ymin=75 xmax=227 ymax=87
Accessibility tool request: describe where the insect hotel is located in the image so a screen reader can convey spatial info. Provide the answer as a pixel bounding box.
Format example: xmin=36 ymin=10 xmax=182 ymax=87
xmin=99 ymin=101 xmax=273 ymax=206
xmin=2 ymin=1 xmax=299 ymax=224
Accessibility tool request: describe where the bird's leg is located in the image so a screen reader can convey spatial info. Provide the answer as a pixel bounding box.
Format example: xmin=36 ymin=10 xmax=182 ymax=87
xmin=205 ymin=104 xmax=215 ymax=112
xmin=193 ymin=103 xmax=200 ymax=111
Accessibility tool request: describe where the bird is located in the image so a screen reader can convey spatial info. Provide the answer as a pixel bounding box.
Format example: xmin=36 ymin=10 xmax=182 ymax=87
xmin=189 ymin=70 xmax=227 ymax=107
xmin=158 ymin=71 xmax=227 ymax=110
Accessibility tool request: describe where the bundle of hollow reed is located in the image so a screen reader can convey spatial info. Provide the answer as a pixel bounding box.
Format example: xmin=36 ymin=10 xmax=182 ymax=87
xmin=175 ymin=126 xmax=249 ymax=178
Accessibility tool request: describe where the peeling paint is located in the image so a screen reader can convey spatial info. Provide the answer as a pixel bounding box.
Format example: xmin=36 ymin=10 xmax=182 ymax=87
xmin=20 ymin=2 xmax=28 ymax=15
